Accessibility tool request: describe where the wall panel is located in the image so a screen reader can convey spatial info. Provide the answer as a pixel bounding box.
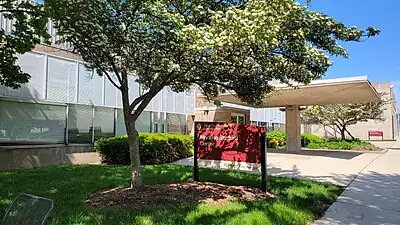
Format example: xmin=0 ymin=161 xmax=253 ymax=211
xmin=5 ymin=53 xmax=46 ymax=100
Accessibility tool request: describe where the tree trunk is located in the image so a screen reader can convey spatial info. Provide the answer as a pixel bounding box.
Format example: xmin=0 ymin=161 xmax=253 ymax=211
xmin=340 ymin=128 xmax=346 ymax=141
xmin=125 ymin=115 xmax=142 ymax=188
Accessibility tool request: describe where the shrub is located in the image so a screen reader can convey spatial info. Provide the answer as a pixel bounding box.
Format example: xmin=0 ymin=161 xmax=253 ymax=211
xmin=266 ymin=131 xmax=286 ymax=148
xmin=267 ymin=137 xmax=285 ymax=148
xmin=266 ymin=131 xmax=326 ymax=148
xmin=326 ymin=141 xmax=352 ymax=150
xmin=94 ymin=136 xmax=130 ymax=164
xmin=94 ymin=133 xmax=194 ymax=165
xmin=266 ymin=130 xmax=286 ymax=140
xmin=301 ymin=133 xmax=325 ymax=147
xmin=306 ymin=142 xmax=325 ymax=149
xmin=261 ymin=130 xmax=375 ymax=150
xmin=349 ymin=141 xmax=375 ymax=151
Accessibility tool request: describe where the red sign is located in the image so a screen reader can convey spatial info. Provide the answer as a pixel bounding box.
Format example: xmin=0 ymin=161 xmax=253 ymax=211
xmin=195 ymin=122 xmax=265 ymax=163
xmin=368 ymin=130 xmax=383 ymax=137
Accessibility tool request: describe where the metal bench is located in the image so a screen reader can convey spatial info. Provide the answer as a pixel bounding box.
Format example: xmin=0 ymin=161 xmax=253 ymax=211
xmin=1 ymin=193 xmax=54 ymax=225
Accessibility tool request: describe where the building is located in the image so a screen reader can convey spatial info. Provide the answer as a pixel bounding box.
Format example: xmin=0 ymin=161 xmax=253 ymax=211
xmin=0 ymin=44 xmax=286 ymax=146
xmin=302 ymin=82 xmax=398 ymax=140
xmin=0 ymin=47 xmax=193 ymax=145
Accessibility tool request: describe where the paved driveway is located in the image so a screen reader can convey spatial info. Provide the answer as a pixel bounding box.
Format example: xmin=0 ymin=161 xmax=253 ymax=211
xmin=173 ymin=150 xmax=382 ymax=186
xmin=315 ymin=149 xmax=400 ymax=225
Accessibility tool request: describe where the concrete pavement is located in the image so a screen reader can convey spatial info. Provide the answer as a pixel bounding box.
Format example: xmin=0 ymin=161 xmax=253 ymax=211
xmin=369 ymin=140 xmax=398 ymax=149
xmin=174 ymin=150 xmax=381 ymax=186
xmin=315 ymin=149 xmax=400 ymax=225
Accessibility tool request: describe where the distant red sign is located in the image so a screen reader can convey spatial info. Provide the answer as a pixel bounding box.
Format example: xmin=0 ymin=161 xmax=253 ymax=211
xmin=368 ymin=130 xmax=383 ymax=137
xmin=195 ymin=122 xmax=265 ymax=163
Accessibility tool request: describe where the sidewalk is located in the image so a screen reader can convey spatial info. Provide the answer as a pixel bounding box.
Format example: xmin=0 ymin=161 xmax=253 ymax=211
xmin=174 ymin=150 xmax=381 ymax=186
xmin=315 ymin=149 xmax=400 ymax=225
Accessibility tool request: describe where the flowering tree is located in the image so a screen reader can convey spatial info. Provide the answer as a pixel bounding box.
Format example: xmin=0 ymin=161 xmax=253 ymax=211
xmin=302 ymin=93 xmax=388 ymax=140
xmin=45 ymin=0 xmax=379 ymax=187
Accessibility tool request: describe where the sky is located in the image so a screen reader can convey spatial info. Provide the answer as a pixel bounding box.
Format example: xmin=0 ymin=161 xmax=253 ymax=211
xmin=298 ymin=0 xmax=400 ymax=108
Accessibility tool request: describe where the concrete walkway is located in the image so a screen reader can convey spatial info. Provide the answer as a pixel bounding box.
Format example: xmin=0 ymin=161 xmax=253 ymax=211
xmin=315 ymin=149 xmax=400 ymax=225
xmin=174 ymin=150 xmax=382 ymax=186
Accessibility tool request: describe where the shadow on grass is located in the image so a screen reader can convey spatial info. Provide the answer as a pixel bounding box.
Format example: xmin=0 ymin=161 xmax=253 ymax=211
xmin=0 ymin=164 xmax=342 ymax=225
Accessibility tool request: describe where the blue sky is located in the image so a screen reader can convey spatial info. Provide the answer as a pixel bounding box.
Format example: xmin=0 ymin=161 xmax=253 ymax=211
xmin=299 ymin=0 xmax=400 ymax=108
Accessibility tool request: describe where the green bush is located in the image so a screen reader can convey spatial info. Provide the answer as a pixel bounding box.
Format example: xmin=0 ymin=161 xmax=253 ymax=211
xmin=265 ymin=130 xmax=376 ymax=150
xmin=267 ymin=130 xmax=286 ymax=140
xmin=306 ymin=140 xmax=375 ymax=151
xmin=326 ymin=141 xmax=352 ymax=150
xmin=94 ymin=133 xmax=194 ymax=165
xmin=301 ymin=133 xmax=325 ymax=147
xmin=266 ymin=131 xmax=326 ymax=148
xmin=305 ymin=142 xmax=321 ymax=149
xmin=349 ymin=141 xmax=375 ymax=150
xmin=267 ymin=137 xmax=285 ymax=148
xmin=266 ymin=131 xmax=286 ymax=148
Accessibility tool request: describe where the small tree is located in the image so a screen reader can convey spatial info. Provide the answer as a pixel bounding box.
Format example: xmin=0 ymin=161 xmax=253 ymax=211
xmin=301 ymin=93 xmax=388 ymax=140
xmin=45 ymin=0 xmax=379 ymax=188
xmin=0 ymin=0 xmax=49 ymax=88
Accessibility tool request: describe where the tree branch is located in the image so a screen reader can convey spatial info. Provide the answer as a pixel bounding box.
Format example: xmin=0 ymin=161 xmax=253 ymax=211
xmin=129 ymin=92 xmax=151 ymax=112
xmin=71 ymin=40 xmax=122 ymax=89
xmin=130 ymin=71 xmax=176 ymax=121
xmin=107 ymin=54 xmax=123 ymax=85
xmin=192 ymin=79 xmax=234 ymax=91
xmin=345 ymin=128 xmax=355 ymax=140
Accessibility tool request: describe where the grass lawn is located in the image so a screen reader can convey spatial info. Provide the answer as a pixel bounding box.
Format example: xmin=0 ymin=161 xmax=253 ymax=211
xmin=0 ymin=164 xmax=341 ymax=225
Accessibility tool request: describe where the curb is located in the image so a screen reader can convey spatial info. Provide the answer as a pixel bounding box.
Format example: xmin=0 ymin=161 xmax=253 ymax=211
xmin=267 ymin=148 xmax=388 ymax=155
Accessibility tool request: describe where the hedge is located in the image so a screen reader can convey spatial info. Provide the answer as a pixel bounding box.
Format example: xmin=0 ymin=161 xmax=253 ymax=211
xmin=265 ymin=131 xmax=374 ymax=150
xmin=266 ymin=131 xmax=323 ymax=148
xmin=94 ymin=133 xmax=194 ymax=165
xmin=307 ymin=140 xmax=375 ymax=151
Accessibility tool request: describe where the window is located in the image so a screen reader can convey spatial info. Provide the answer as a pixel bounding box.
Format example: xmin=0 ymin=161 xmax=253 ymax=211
xmin=166 ymin=113 xmax=186 ymax=134
xmin=231 ymin=113 xmax=245 ymax=124
xmin=116 ymin=109 xmax=152 ymax=136
xmin=152 ymin=112 xmax=164 ymax=133
xmin=0 ymin=100 xmax=66 ymax=144
xmin=94 ymin=107 xmax=115 ymax=141
xmin=68 ymin=104 xmax=93 ymax=143
xmin=258 ymin=122 xmax=267 ymax=128
xmin=116 ymin=109 xmax=126 ymax=136
xmin=137 ymin=111 xmax=151 ymax=133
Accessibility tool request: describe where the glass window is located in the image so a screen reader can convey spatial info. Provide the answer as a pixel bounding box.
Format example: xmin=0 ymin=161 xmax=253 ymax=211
xmin=231 ymin=113 xmax=245 ymax=124
xmin=116 ymin=109 xmax=152 ymax=136
xmin=166 ymin=113 xmax=186 ymax=134
xmin=94 ymin=107 xmax=115 ymax=140
xmin=0 ymin=100 xmax=66 ymax=144
xmin=68 ymin=104 xmax=93 ymax=143
xmin=116 ymin=109 xmax=126 ymax=136
xmin=258 ymin=122 xmax=267 ymax=128
xmin=151 ymin=111 xmax=164 ymax=133
xmin=137 ymin=111 xmax=151 ymax=133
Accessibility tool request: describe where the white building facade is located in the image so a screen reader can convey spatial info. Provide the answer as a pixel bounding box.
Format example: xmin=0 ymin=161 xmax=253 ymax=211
xmin=0 ymin=50 xmax=196 ymax=144
xmin=0 ymin=8 xmax=286 ymax=145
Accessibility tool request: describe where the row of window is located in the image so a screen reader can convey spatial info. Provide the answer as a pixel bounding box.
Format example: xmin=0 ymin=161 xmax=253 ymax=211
xmin=0 ymin=100 xmax=188 ymax=144
xmin=0 ymin=52 xmax=196 ymax=114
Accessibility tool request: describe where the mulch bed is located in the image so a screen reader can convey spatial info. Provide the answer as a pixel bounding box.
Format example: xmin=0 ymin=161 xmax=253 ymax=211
xmin=86 ymin=182 xmax=276 ymax=209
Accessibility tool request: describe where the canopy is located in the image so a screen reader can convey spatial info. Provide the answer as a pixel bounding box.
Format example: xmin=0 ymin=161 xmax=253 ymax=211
xmin=213 ymin=76 xmax=380 ymax=108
